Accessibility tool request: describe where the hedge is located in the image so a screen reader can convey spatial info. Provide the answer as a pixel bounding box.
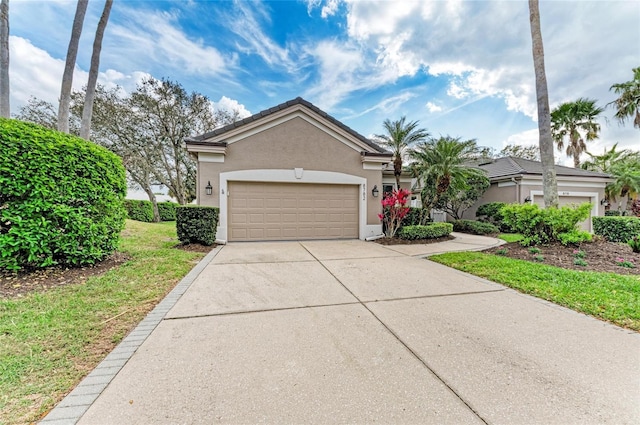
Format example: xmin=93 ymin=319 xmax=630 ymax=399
xmin=593 ymin=216 xmax=640 ymax=243
xmin=176 ymin=205 xmax=219 ymax=245
xmin=398 ymin=223 xmax=453 ymax=240
xmin=453 ymin=219 xmax=499 ymax=235
xmin=125 ymin=199 xmax=154 ymax=222
xmin=0 ymin=118 xmax=126 ymax=270
xmin=158 ymin=202 xmax=177 ymax=221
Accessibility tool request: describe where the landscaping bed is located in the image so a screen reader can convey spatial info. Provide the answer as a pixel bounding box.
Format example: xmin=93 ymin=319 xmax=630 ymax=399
xmin=484 ymin=238 xmax=639 ymax=275
xmin=374 ymin=235 xmax=454 ymax=245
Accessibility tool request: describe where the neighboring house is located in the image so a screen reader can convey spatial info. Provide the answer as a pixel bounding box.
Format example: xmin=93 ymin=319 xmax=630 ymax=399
xmin=185 ymin=97 xmax=393 ymax=243
xmin=467 ymin=157 xmax=612 ymax=231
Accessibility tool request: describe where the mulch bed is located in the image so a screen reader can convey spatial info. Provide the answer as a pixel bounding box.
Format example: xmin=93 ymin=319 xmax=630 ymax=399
xmin=174 ymin=243 xmax=216 ymax=253
xmin=374 ymin=235 xmax=455 ymax=245
xmin=484 ymin=238 xmax=640 ymax=275
xmin=0 ymin=252 xmax=131 ymax=298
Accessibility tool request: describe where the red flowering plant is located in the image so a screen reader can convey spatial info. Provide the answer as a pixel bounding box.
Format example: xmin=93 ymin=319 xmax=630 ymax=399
xmin=378 ymin=188 xmax=410 ymax=237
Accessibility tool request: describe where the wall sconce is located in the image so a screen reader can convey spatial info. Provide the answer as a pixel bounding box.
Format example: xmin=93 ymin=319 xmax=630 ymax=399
xmin=600 ymin=199 xmax=609 ymax=206
xmin=205 ymin=181 xmax=213 ymax=196
xmin=524 ymin=196 xmax=531 ymax=203
xmin=372 ymin=185 xmax=379 ymax=197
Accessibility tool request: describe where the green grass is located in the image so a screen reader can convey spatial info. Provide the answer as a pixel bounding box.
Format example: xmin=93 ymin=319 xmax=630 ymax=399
xmin=498 ymin=233 xmax=524 ymax=243
xmin=430 ymin=252 xmax=640 ymax=331
xmin=0 ymin=220 xmax=206 ymax=424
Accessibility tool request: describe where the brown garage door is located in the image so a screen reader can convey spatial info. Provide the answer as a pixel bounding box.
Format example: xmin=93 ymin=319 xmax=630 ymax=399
xmin=228 ymin=182 xmax=359 ymax=241
xmin=534 ymin=195 xmax=592 ymax=231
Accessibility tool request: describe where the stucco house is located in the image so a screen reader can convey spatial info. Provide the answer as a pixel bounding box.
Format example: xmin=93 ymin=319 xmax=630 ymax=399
xmin=467 ymin=156 xmax=612 ymax=231
xmin=185 ymin=97 xmax=392 ymax=243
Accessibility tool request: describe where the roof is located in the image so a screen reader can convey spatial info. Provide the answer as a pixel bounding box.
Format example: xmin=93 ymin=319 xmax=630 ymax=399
xmin=476 ymin=156 xmax=610 ymax=179
xmin=185 ymin=97 xmax=388 ymax=154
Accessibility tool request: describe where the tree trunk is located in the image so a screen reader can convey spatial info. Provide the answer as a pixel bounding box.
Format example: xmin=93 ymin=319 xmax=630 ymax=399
xmin=0 ymin=0 xmax=9 ymax=118
xmin=143 ymin=186 xmax=161 ymax=222
xmin=573 ymin=153 xmax=580 ymax=168
xmin=58 ymin=0 xmax=88 ymax=133
xmin=394 ymin=156 xmax=402 ymax=189
xmin=529 ymin=0 xmax=558 ymax=208
xmin=80 ymin=0 xmax=112 ymax=140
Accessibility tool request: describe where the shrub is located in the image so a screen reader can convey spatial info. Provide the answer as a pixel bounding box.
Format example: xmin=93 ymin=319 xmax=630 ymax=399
xmin=398 ymin=223 xmax=453 ymax=240
xmin=176 ymin=205 xmax=219 ymax=245
xmin=605 ymin=210 xmax=622 ymax=217
xmin=476 ymin=201 xmax=511 ymax=232
xmin=558 ymin=230 xmax=592 ymax=246
xmin=0 ymin=118 xmax=126 ymax=270
xmin=124 ymin=199 xmax=154 ymax=222
xmin=401 ymin=207 xmax=424 ymax=227
xmin=628 ymin=236 xmax=640 ymax=253
xmin=158 ymin=202 xmax=178 ymax=221
xmin=501 ymin=202 xmax=592 ymax=246
xmin=592 ymin=216 xmax=640 ymax=243
xmin=452 ymin=219 xmax=499 ymax=235
xmin=379 ymin=189 xmax=410 ymax=238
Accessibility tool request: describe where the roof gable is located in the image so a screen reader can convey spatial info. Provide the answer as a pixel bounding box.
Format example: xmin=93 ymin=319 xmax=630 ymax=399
xmin=185 ymin=97 xmax=388 ymax=156
xmin=476 ymin=156 xmax=610 ymax=179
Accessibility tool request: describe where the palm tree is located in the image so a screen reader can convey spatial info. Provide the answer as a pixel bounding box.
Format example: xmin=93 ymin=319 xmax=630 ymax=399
xmin=528 ymin=0 xmax=558 ymax=207
xmin=581 ymin=143 xmax=637 ymax=203
xmin=0 ymin=0 xmax=9 ymax=118
xmin=608 ymin=67 xmax=640 ymax=129
xmin=551 ymin=98 xmax=604 ymax=168
xmin=375 ymin=117 xmax=429 ymax=189
xmin=58 ymin=0 xmax=88 ymax=133
xmin=409 ymin=136 xmax=485 ymax=223
xmin=80 ymin=0 xmax=113 ymax=140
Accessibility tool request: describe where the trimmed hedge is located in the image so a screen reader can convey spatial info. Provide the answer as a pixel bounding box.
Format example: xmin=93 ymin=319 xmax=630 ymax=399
xmin=398 ymin=223 xmax=453 ymax=240
xmin=593 ymin=216 xmax=640 ymax=243
xmin=158 ymin=202 xmax=177 ymax=221
xmin=0 ymin=118 xmax=126 ymax=270
xmin=176 ymin=205 xmax=219 ymax=245
xmin=453 ymin=219 xmax=500 ymax=235
xmin=125 ymin=199 xmax=154 ymax=222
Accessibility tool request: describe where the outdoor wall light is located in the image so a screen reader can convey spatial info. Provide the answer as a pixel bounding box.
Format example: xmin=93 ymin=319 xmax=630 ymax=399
xmin=205 ymin=181 xmax=213 ymax=196
xmin=524 ymin=196 xmax=531 ymax=203
xmin=601 ymin=198 xmax=609 ymax=206
xmin=372 ymin=185 xmax=379 ymax=197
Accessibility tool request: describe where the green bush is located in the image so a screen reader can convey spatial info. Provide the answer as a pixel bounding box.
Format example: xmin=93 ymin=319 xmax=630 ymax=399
xmin=593 ymin=216 xmax=640 ymax=243
xmin=0 ymin=118 xmax=126 ymax=270
xmin=158 ymin=202 xmax=178 ymax=221
xmin=476 ymin=201 xmax=512 ymax=232
xmin=558 ymin=230 xmax=592 ymax=246
xmin=452 ymin=219 xmax=500 ymax=235
xmin=629 ymin=236 xmax=640 ymax=253
xmin=401 ymin=207 xmax=427 ymax=227
xmin=124 ymin=199 xmax=154 ymax=222
xmin=176 ymin=205 xmax=219 ymax=245
xmin=501 ymin=202 xmax=592 ymax=246
xmin=605 ymin=210 xmax=622 ymax=217
xmin=398 ymin=223 xmax=453 ymax=240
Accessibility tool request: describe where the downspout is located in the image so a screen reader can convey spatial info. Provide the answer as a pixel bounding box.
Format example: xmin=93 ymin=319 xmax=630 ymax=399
xmin=511 ymin=177 xmax=521 ymax=202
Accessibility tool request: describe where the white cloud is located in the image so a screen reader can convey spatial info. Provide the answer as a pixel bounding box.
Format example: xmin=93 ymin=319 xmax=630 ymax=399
xmin=502 ymin=129 xmax=539 ymax=148
xmin=212 ymin=96 xmax=251 ymax=118
xmin=425 ymin=102 xmax=442 ymax=113
xmin=321 ymin=0 xmax=340 ymax=18
xmin=107 ymin=8 xmax=233 ymax=76
xmin=345 ymin=92 xmax=416 ymax=120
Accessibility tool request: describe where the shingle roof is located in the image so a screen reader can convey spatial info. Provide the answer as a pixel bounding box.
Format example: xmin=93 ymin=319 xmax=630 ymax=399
xmin=185 ymin=97 xmax=388 ymax=154
xmin=476 ymin=156 xmax=610 ymax=179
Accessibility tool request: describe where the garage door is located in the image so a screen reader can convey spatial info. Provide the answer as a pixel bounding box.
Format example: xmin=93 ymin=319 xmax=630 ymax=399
xmin=228 ymin=182 xmax=359 ymax=241
xmin=534 ymin=195 xmax=592 ymax=231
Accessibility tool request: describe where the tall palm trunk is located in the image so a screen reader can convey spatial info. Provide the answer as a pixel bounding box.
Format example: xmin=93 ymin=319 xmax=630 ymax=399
xmin=0 ymin=0 xmax=9 ymax=118
xmin=528 ymin=0 xmax=558 ymax=208
xmin=58 ymin=0 xmax=88 ymax=133
xmin=80 ymin=0 xmax=112 ymax=140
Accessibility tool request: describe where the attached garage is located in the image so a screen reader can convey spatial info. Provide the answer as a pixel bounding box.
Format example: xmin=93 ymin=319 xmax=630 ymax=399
xmin=185 ymin=97 xmax=392 ymax=243
xmin=228 ymin=182 xmax=358 ymax=241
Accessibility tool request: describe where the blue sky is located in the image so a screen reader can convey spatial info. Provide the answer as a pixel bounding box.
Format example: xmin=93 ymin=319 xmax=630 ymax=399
xmin=7 ymin=0 xmax=640 ymax=164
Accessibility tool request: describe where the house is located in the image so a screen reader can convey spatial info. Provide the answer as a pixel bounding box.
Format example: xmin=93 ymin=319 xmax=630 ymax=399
xmin=467 ymin=156 xmax=612 ymax=231
xmin=185 ymin=97 xmax=393 ymax=243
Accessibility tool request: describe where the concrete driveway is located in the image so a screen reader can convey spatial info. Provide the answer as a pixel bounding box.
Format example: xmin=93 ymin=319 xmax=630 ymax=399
xmin=43 ymin=239 xmax=640 ymax=424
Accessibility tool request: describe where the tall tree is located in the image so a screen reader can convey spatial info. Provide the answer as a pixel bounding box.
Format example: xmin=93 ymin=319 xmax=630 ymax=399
xmin=0 ymin=0 xmax=9 ymax=118
xmin=410 ymin=136 xmax=485 ymax=223
xmin=58 ymin=0 xmax=88 ymax=133
xmin=499 ymin=144 xmax=540 ymax=161
xmin=582 ymin=144 xmax=640 ymax=203
xmin=551 ymin=98 xmax=604 ymax=168
xmin=528 ymin=0 xmax=558 ymax=207
xmin=608 ymin=67 xmax=640 ymax=129
xmin=375 ymin=117 xmax=429 ymax=189
xmin=80 ymin=0 xmax=113 ymax=140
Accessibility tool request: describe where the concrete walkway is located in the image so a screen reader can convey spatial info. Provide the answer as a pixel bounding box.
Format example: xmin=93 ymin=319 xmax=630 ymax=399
xmin=41 ymin=235 xmax=640 ymax=424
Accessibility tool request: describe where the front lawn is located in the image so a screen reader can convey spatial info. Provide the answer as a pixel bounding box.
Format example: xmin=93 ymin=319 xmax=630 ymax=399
xmin=430 ymin=251 xmax=640 ymax=331
xmin=0 ymin=220 xmax=208 ymax=424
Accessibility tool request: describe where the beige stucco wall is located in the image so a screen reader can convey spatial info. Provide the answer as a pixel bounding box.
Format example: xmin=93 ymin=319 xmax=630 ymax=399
xmin=464 ymin=183 xmax=517 ymax=219
xmin=197 ymin=116 xmax=383 ymax=225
